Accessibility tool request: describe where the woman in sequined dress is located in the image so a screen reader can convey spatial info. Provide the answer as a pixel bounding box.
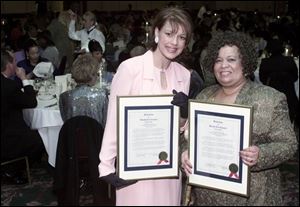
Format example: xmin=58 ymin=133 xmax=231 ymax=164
xmin=58 ymin=53 xmax=108 ymax=127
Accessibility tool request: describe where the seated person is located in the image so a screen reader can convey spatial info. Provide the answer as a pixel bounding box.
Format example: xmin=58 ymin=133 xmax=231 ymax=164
xmin=1 ymin=49 xmax=45 ymax=184
xmin=88 ymin=39 xmax=115 ymax=83
xmin=59 ymin=53 xmax=108 ymax=127
xmin=17 ymin=38 xmax=60 ymax=81
xmin=15 ymin=39 xmax=50 ymax=85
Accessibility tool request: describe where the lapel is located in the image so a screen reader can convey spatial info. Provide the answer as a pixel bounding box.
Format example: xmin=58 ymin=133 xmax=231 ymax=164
xmin=172 ymin=63 xmax=185 ymax=92
xmin=139 ymin=51 xmax=187 ymax=94
xmin=235 ymin=80 xmax=252 ymax=105
xmin=140 ymin=51 xmax=156 ymax=94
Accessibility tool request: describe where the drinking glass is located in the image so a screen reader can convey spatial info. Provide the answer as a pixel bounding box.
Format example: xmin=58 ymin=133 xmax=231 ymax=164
xmin=55 ymin=82 xmax=63 ymax=102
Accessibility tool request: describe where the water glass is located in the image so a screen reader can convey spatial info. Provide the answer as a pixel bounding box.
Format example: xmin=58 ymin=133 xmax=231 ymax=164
xmin=55 ymin=82 xmax=63 ymax=102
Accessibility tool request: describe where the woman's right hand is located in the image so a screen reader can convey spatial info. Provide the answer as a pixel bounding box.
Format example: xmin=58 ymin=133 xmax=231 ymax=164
xmin=181 ymin=150 xmax=193 ymax=175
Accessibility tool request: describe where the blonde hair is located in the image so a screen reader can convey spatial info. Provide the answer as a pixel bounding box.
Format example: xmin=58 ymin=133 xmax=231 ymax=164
xmin=71 ymin=53 xmax=99 ymax=84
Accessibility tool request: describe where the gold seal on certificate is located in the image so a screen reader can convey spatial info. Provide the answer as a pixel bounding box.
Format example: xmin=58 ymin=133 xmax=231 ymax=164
xmin=117 ymin=95 xmax=180 ymax=180
xmin=188 ymin=101 xmax=252 ymax=197
xmin=157 ymin=151 xmax=169 ymax=164
xmin=228 ymin=163 xmax=239 ymax=179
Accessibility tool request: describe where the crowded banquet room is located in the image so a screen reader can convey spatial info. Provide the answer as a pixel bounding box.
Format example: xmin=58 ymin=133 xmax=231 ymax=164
xmin=1 ymin=1 xmax=298 ymax=206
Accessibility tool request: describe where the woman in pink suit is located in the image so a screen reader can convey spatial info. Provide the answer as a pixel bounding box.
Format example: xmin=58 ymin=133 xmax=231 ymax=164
xmin=98 ymin=7 xmax=193 ymax=205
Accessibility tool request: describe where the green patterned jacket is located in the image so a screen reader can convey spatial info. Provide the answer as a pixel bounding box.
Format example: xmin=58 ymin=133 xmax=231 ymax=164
xmin=185 ymin=80 xmax=298 ymax=206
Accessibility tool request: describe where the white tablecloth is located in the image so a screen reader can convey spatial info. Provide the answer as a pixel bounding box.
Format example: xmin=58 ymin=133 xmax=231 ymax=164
xmin=23 ymin=98 xmax=63 ymax=167
xmin=23 ymin=81 xmax=111 ymax=167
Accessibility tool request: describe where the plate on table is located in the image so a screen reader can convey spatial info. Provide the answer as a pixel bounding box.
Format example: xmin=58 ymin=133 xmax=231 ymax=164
xmin=38 ymin=94 xmax=55 ymax=101
xmin=37 ymin=96 xmax=57 ymax=108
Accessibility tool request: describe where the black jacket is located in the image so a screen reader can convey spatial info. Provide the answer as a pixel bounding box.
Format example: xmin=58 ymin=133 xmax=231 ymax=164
xmin=259 ymin=54 xmax=299 ymax=122
xmin=54 ymin=116 xmax=105 ymax=205
xmin=1 ymin=74 xmax=37 ymax=147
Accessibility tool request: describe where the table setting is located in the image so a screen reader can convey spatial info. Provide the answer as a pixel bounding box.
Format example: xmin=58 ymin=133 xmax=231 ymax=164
xmin=23 ymin=71 xmax=110 ymax=167
xmin=23 ymin=75 xmax=70 ymax=167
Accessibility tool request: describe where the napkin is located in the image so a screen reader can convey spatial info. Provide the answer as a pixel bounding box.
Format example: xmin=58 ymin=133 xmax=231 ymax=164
xmin=55 ymin=75 xmax=68 ymax=93
xmin=33 ymin=62 xmax=54 ymax=78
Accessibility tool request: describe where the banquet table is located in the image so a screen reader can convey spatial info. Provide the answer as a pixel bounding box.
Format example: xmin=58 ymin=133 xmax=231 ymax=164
xmin=23 ymin=79 xmax=110 ymax=167
xmin=23 ymin=97 xmax=62 ymax=167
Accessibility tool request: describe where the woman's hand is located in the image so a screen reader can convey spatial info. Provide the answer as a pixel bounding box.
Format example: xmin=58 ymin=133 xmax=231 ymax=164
xmin=240 ymin=146 xmax=260 ymax=167
xmin=171 ymin=89 xmax=189 ymax=118
xmin=181 ymin=150 xmax=193 ymax=175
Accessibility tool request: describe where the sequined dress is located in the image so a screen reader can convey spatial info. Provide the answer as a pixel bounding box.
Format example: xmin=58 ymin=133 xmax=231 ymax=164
xmin=59 ymin=84 xmax=108 ymax=127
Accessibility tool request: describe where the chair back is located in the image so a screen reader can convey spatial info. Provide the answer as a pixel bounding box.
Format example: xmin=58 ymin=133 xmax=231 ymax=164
xmin=54 ymin=115 xmax=104 ymax=205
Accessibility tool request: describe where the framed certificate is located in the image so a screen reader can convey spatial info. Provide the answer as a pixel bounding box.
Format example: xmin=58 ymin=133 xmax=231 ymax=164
xmin=188 ymin=101 xmax=253 ymax=197
xmin=117 ymin=95 xmax=180 ymax=180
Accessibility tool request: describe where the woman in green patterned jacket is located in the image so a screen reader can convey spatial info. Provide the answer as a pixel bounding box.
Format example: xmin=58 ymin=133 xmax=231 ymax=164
xmin=178 ymin=31 xmax=298 ymax=206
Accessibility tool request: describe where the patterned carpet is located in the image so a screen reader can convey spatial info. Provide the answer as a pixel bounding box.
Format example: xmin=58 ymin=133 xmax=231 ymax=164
xmin=2 ymin=123 xmax=299 ymax=206
xmin=1 ymin=161 xmax=114 ymax=206
xmin=1 ymin=154 xmax=299 ymax=206
xmin=280 ymin=151 xmax=299 ymax=206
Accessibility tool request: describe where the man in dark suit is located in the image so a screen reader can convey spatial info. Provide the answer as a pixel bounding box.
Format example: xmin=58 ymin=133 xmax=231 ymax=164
xmin=259 ymin=39 xmax=299 ymax=124
xmin=1 ymin=49 xmax=45 ymax=184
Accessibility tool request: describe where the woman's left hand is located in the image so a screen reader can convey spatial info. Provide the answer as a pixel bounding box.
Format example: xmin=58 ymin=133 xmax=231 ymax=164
xmin=240 ymin=146 xmax=260 ymax=167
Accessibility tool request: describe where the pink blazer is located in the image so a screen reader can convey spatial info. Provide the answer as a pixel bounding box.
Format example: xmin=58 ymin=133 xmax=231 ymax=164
xmin=98 ymin=50 xmax=190 ymax=205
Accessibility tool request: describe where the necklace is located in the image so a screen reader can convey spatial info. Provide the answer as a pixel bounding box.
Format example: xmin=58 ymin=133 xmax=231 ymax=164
xmin=213 ymin=82 xmax=245 ymax=104
xmin=220 ymin=82 xmax=246 ymax=97
xmin=220 ymin=88 xmax=240 ymax=96
xmin=160 ymin=69 xmax=167 ymax=89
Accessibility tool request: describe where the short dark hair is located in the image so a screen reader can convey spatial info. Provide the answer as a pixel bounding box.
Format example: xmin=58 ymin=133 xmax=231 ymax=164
xmin=37 ymin=30 xmax=55 ymax=46
xmin=88 ymin=39 xmax=103 ymax=53
xmin=23 ymin=39 xmax=38 ymax=52
xmin=202 ymin=31 xmax=258 ymax=77
xmin=266 ymin=39 xmax=284 ymax=55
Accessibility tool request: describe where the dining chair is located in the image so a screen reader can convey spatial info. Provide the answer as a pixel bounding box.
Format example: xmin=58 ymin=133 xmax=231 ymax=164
xmin=54 ymin=115 xmax=109 ymax=205
xmin=1 ymin=156 xmax=31 ymax=185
